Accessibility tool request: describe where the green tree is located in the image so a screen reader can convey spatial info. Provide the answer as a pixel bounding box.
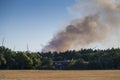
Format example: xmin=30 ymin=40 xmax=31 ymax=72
xmin=42 ymin=57 xmax=53 ymax=66
xmin=0 ymin=54 xmax=6 ymax=69
xmin=28 ymin=53 xmax=41 ymax=69
xmin=73 ymin=59 xmax=88 ymax=70
xmin=0 ymin=46 xmax=16 ymax=69
xmin=15 ymin=52 xmax=33 ymax=69
xmin=41 ymin=57 xmax=54 ymax=69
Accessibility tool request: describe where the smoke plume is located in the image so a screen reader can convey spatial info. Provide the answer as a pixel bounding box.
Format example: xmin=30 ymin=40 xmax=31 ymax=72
xmin=42 ymin=0 xmax=120 ymax=52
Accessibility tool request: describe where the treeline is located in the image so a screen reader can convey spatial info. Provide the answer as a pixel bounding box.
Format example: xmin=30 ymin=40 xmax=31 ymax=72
xmin=0 ymin=46 xmax=120 ymax=70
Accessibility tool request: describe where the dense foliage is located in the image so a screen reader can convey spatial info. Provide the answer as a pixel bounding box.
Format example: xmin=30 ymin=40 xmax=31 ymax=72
xmin=0 ymin=46 xmax=120 ymax=70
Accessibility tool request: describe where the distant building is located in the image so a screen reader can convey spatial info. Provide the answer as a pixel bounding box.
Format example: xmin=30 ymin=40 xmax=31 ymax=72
xmin=53 ymin=60 xmax=71 ymax=69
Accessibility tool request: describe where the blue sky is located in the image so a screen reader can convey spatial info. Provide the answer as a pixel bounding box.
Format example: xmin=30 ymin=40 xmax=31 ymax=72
xmin=0 ymin=0 xmax=75 ymax=51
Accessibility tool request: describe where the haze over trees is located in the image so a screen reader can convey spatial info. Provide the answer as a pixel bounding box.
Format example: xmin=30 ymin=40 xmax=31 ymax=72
xmin=0 ymin=46 xmax=120 ymax=70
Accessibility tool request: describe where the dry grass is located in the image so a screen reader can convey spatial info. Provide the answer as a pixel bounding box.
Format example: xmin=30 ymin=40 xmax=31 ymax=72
xmin=0 ymin=70 xmax=120 ymax=80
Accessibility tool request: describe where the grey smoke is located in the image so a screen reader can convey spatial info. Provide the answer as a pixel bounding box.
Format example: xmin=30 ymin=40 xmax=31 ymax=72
xmin=42 ymin=0 xmax=120 ymax=52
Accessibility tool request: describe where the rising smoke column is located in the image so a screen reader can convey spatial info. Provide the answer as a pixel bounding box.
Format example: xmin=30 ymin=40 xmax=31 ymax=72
xmin=42 ymin=0 xmax=120 ymax=52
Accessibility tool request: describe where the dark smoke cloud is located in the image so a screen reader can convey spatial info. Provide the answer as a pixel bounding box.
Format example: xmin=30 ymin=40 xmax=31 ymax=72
xmin=42 ymin=0 xmax=120 ymax=52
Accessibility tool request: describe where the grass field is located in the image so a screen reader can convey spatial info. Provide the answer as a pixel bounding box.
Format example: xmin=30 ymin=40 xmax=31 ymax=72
xmin=0 ymin=70 xmax=120 ymax=80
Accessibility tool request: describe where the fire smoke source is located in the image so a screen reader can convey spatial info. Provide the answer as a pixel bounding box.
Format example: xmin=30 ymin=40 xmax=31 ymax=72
xmin=42 ymin=0 xmax=120 ymax=52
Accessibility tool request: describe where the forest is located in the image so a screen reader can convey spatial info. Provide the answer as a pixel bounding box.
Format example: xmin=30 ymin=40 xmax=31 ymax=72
xmin=0 ymin=46 xmax=120 ymax=70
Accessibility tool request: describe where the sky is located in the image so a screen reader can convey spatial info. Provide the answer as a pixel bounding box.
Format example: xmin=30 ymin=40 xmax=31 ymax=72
xmin=1 ymin=0 xmax=120 ymax=52
xmin=0 ymin=0 xmax=75 ymax=51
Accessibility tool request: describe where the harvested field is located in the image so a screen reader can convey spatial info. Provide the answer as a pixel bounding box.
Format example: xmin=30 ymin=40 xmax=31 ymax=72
xmin=0 ymin=70 xmax=120 ymax=80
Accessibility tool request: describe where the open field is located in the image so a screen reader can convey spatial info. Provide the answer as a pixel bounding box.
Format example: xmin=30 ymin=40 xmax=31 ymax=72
xmin=0 ymin=70 xmax=120 ymax=80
